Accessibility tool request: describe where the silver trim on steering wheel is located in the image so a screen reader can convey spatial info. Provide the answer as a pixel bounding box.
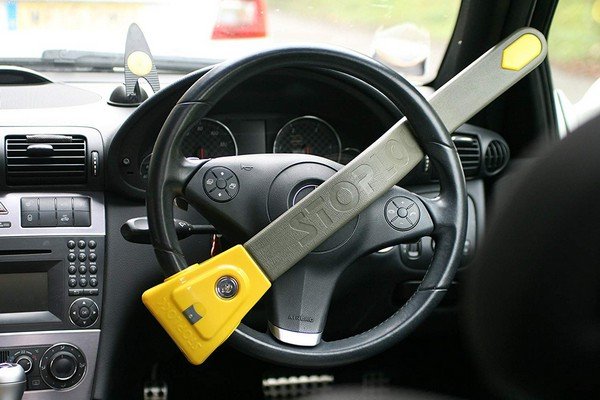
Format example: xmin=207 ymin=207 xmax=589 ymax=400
xmin=268 ymin=322 xmax=322 ymax=347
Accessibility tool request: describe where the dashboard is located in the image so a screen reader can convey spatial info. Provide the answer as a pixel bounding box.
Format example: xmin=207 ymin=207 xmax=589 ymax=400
xmin=113 ymin=68 xmax=401 ymax=194
xmin=0 ymin=65 xmax=508 ymax=399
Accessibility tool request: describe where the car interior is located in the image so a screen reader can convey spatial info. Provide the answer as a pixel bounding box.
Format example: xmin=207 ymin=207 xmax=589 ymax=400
xmin=0 ymin=0 xmax=599 ymax=399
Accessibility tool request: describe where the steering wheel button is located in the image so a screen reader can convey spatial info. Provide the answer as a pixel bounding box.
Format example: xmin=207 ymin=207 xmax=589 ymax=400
xmin=212 ymin=167 xmax=233 ymax=180
xmin=205 ymin=167 xmax=239 ymax=202
xmin=204 ymin=174 xmax=217 ymax=191
xmin=386 ymin=197 xmax=420 ymax=231
xmin=407 ymin=209 xmax=420 ymax=224
xmin=226 ymin=182 xmax=239 ymax=198
xmin=212 ymin=189 xmax=230 ymax=201
xmin=216 ymin=178 xmax=227 ymax=189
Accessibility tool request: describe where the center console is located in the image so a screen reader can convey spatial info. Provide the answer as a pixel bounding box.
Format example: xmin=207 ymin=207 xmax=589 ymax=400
xmin=0 ymin=192 xmax=104 ymax=398
xmin=0 ymin=127 xmax=106 ymax=399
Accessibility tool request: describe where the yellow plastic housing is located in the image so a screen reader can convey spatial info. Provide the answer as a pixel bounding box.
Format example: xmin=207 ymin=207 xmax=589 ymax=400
xmin=501 ymin=33 xmax=543 ymax=71
xmin=142 ymin=245 xmax=271 ymax=365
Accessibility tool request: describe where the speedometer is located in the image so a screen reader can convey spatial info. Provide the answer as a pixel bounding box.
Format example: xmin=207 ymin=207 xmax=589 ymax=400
xmin=273 ymin=116 xmax=341 ymax=162
xmin=181 ymin=118 xmax=237 ymax=159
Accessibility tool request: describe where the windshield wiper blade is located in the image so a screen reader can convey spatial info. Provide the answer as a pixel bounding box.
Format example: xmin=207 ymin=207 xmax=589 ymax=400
xmin=1 ymin=50 xmax=219 ymax=73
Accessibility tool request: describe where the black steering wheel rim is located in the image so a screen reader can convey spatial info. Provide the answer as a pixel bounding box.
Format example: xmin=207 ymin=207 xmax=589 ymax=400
xmin=147 ymin=45 xmax=467 ymax=367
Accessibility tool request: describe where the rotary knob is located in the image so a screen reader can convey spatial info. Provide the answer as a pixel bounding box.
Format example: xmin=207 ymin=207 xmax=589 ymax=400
xmin=48 ymin=352 xmax=77 ymax=381
xmin=40 ymin=344 xmax=86 ymax=390
xmin=14 ymin=355 xmax=33 ymax=374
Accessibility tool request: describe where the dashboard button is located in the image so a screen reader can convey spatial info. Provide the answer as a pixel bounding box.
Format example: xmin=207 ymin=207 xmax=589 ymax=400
xmin=38 ymin=197 xmax=55 ymax=212
xmin=79 ymin=278 xmax=87 ymax=287
xmin=28 ymin=377 xmax=44 ymax=390
xmin=88 ymin=253 xmax=97 ymax=262
xmin=56 ymin=197 xmax=72 ymax=211
xmin=39 ymin=211 xmax=57 ymax=227
xmin=21 ymin=198 xmax=38 ymax=212
xmin=78 ymin=306 xmax=90 ymax=319
xmin=69 ymin=298 xmax=99 ymax=327
xmin=68 ymin=278 xmax=77 ymax=288
xmin=78 ymin=253 xmax=87 ymax=262
xmin=89 ymin=265 xmax=98 ymax=274
xmin=77 ymin=240 xmax=86 ymax=249
xmin=67 ymin=253 xmax=77 ymax=262
xmin=89 ymin=277 xmax=98 ymax=287
xmin=68 ymin=265 xmax=77 ymax=274
xmin=88 ymin=240 xmax=97 ymax=249
xmin=78 ymin=265 xmax=87 ymax=274
xmin=21 ymin=212 xmax=39 ymax=227
xmin=73 ymin=197 xmax=90 ymax=211
xmin=67 ymin=240 xmax=76 ymax=249
xmin=73 ymin=211 xmax=91 ymax=227
xmin=57 ymin=211 xmax=73 ymax=226
xmin=68 ymin=289 xmax=83 ymax=296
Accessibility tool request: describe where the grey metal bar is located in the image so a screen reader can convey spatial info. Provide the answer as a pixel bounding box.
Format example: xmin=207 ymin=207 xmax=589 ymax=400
xmin=245 ymin=28 xmax=547 ymax=280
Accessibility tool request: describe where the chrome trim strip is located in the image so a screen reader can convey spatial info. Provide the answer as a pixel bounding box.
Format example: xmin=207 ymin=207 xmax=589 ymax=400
xmin=268 ymin=323 xmax=322 ymax=347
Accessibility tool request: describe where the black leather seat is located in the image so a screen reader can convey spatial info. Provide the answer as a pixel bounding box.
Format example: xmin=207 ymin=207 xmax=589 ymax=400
xmin=465 ymin=113 xmax=600 ymax=398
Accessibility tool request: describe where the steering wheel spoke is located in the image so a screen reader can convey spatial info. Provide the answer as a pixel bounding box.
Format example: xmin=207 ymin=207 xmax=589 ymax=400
xmin=348 ymin=186 xmax=435 ymax=257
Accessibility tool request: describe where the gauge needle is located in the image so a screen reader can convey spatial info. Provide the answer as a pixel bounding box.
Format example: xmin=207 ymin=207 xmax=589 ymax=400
xmin=303 ymin=145 xmax=311 ymax=154
xmin=198 ymin=147 xmax=205 ymax=159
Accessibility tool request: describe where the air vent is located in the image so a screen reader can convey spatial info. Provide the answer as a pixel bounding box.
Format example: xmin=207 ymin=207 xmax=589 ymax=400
xmin=452 ymin=135 xmax=481 ymax=177
xmin=5 ymin=135 xmax=87 ymax=186
xmin=0 ymin=350 xmax=8 ymax=363
xmin=484 ymin=140 xmax=510 ymax=174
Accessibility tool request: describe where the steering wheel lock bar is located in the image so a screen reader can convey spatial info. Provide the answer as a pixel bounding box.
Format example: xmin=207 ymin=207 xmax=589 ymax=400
xmin=142 ymin=28 xmax=547 ymax=365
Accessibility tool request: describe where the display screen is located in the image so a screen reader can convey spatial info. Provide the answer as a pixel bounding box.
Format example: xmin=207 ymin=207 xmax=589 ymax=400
xmin=0 ymin=273 xmax=48 ymax=313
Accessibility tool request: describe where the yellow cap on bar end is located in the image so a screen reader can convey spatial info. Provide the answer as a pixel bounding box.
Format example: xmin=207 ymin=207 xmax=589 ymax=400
xmin=501 ymin=33 xmax=543 ymax=71
xmin=142 ymin=245 xmax=271 ymax=364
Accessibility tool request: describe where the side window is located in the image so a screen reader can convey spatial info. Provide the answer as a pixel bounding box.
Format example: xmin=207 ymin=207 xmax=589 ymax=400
xmin=549 ymin=0 xmax=600 ymax=126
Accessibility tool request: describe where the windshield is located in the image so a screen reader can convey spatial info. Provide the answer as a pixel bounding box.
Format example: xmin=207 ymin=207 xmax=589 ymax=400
xmin=0 ymin=0 xmax=460 ymax=82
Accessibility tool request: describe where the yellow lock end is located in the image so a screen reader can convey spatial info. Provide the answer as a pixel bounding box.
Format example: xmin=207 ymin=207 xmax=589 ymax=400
xmin=501 ymin=33 xmax=543 ymax=71
xmin=142 ymin=245 xmax=271 ymax=365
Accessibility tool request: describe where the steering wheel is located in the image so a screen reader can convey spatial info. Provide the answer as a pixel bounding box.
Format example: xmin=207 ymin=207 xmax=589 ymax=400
xmin=146 ymin=46 xmax=467 ymax=367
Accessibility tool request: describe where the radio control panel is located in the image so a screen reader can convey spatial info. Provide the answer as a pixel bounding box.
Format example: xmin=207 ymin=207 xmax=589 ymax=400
xmin=0 ymin=234 xmax=104 ymax=332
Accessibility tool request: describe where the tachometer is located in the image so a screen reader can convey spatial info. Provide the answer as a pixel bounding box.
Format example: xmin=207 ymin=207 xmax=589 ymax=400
xmin=273 ymin=116 xmax=341 ymax=162
xmin=181 ymin=118 xmax=237 ymax=159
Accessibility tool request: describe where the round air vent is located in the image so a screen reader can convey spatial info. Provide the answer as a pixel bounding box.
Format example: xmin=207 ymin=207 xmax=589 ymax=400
xmin=484 ymin=140 xmax=510 ymax=174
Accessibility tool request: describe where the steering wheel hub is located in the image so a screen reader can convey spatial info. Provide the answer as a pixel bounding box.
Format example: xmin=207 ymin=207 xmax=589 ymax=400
xmin=267 ymin=160 xmax=359 ymax=253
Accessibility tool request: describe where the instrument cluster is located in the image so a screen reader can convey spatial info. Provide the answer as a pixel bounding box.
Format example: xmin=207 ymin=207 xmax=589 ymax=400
xmin=138 ymin=115 xmax=362 ymax=182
